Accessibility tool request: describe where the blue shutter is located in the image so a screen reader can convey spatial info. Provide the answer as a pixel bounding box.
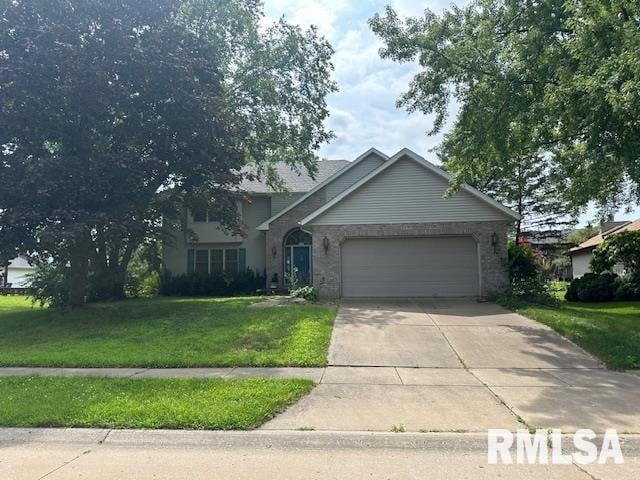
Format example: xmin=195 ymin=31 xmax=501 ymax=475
xmin=238 ymin=248 xmax=246 ymax=273
xmin=187 ymin=249 xmax=194 ymax=274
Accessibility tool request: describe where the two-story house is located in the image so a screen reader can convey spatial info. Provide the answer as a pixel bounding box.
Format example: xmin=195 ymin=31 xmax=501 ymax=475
xmin=162 ymin=148 xmax=520 ymax=299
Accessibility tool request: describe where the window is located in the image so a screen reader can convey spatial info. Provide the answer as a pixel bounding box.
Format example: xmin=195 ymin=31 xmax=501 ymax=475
xmin=210 ymin=249 xmax=223 ymax=274
xmin=195 ymin=250 xmax=209 ymax=273
xmin=225 ymin=249 xmax=238 ymax=274
xmin=187 ymin=247 xmax=245 ymax=274
xmin=192 ymin=206 xmax=235 ymax=223
xmin=192 ymin=208 xmax=207 ymax=223
xmin=284 ymin=228 xmax=312 ymax=246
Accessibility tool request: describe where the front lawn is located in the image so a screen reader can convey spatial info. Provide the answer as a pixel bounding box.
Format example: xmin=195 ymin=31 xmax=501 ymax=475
xmin=0 ymin=376 xmax=312 ymax=429
xmin=501 ymin=295 xmax=640 ymax=369
xmin=0 ymin=296 xmax=335 ymax=367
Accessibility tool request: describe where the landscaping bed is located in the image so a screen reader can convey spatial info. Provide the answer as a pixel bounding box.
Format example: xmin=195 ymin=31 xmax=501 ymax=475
xmin=0 ymin=296 xmax=336 ymax=367
xmin=0 ymin=375 xmax=313 ymax=429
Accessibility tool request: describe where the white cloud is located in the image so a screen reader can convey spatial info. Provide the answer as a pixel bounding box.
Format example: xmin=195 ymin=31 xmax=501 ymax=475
xmin=261 ymin=0 xmax=463 ymax=163
xmin=390 ymin=0 xmax=463 ymax=18
xmin=263 ymin=0 xmax=352 ymax=41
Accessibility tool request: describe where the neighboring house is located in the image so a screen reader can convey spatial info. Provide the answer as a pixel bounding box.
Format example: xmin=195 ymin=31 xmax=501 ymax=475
xmin=520 ymin=230 xmax=574 ymax=280
xmin=567 ymin=219 xmax=640 ymax=278
xmin=2 ymin=256 xmax=35 ymax=288
xmin=163 ymin=148 xmax=520 ymax=299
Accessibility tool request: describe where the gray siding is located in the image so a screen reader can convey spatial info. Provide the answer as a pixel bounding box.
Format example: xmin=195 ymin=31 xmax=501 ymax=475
xmin=270 ymin=192 xmax=305 ymax=216
xmin=325 ymin=152 xmax=385 ymax=200
xmin=311 ymin=158 xmax=508 ymax=225
xmin=163 ymin=195 xmax=269 ymax=275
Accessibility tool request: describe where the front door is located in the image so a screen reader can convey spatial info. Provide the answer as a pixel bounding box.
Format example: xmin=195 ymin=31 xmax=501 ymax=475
xmin=292 ymin=246 xmax=311 ymax=285
xmin=284 ymin=228 xmax=313 ymax=287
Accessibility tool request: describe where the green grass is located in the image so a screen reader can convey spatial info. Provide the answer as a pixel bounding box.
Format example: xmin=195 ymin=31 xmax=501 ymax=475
xmin=0 ymin=375 xmax=312 ymax=429
xmin=0 ymin=296 xmax=336 ymax=367
xmin=499 ymin=287 xmax=640 ymax=369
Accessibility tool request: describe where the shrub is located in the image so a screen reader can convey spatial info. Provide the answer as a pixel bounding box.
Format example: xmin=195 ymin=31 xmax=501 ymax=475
xmin=614 ymin=271 xmax=640 ymax=301
xmin=291 ymin=285 xmax=318 ymax=301
xmin=591 ymin=230 xmax=640 ymax=274
xmin=27 ymin=263 xmax=69 ymax=308
xmin=160 ymin=269 xmax=266 ymax=297
xmin=507 ymin=241 xmax=550 ymax=297
xmin=138 ymin=271 xmax=161 ymax=297
xmin=125 ymin=242 xmax=162 ymax=298
xmin=565 ymin=272 xmax=618 ymax=302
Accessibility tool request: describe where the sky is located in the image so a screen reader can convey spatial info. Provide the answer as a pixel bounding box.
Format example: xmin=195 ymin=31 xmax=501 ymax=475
xmin=262 ymin=0 xmax=640 ymax=226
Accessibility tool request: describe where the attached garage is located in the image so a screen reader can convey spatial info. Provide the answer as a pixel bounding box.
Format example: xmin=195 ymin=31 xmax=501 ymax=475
xmin=299 ymin=150 xmax=520 ymax=299
xmin=341 ymin=237 xmax=479 ymax=298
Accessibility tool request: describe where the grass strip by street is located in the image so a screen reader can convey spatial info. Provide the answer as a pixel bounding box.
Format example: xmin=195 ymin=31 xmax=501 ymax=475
xmin=0 ymin=375 xmax=313 ymax=429
xmin=499 ymin=292 xmax=640 ymax=370
xmin=0 ymin=296 xmax=336 ymax=368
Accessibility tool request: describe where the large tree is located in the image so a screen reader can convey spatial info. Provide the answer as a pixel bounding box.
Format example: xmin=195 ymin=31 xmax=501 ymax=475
xmin=177 ymin=0 xmax=336 ymax=186
xmin=0 ymin=0 xmax=336 ymax=305
xmin=369 ymin=0 xmax=640 ymax=229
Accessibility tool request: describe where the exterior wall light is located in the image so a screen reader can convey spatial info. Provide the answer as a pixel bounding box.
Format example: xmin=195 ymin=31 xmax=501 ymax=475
xmin=322 ymin=236 xmax=330 ymax=254
xmin=271 ymin=245 xmax=277 ymax=258
xmin=491 ymin=232 xmax=499 ymax=253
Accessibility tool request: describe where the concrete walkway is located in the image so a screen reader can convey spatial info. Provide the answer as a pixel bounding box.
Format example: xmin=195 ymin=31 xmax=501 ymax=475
xmin=3 ymin=428 xmax=639 ymax=480
xmin=263 ymin=299 xmax=640 ymax=434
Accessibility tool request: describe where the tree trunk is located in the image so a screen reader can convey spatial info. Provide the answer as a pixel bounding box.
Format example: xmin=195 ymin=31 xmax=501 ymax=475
xmin=68 ymin=241 xmax=90 ymax=307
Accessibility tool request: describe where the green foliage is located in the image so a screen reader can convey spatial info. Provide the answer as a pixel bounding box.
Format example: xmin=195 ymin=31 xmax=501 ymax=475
xmin=591 ymin=231 xmax=640 ymax=274
xmin=177 ymin=0 xmax=337 ymax=184
xmin=507 ymin=241 xmax=550 ymax=298
xmin=125 ymin=243 xmax=162 ymax=297
xmin=565 ymin=272 xmax=618 ymax=302
xmin=369 ymin=0 xmax=640 ymax=218
xmin=291 ymin=285 xmax=318 ymax=302
xmin=564 ymin=225 xmax=600 ymax=247
xmin=0 ymin=0 xmax=336 ymax=305
xmin=0 ymin=376 xmax=313 ymax=429
xmin=160 ymin=270 xmax=266 ymax=297
xmin=138 ymin=272 xmax=161 ymax=297
xmin=26 ymin=264 xmax=68 ymax=308
xmin=284 ymin=266 xmax=301 ymax=291
xmin=614 ymin=271 xmax=640 ymax=301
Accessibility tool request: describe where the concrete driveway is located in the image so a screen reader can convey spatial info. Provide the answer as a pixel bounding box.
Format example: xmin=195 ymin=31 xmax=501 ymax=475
xmin=263 ymin=299 xmax=640 ymax=433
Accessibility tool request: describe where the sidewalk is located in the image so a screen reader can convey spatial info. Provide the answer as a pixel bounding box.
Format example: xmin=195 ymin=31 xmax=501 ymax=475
xmin=2 ymin=428 xmax=639 ymax=480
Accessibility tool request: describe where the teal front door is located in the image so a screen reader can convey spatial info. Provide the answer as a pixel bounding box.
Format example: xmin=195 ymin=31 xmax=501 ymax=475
xmin=285 ymin=245 xmax=311 ymax=285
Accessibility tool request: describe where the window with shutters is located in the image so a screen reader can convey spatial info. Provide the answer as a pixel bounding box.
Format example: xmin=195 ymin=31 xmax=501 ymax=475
xmin=224 ymin=249 xmax=238 ymax=274
xmin=195 ymin=250 xmax=209 ymax=273
xmin=188 ymin=247 xmax=245 ymax=274
xmin=210 ymin=249 xmax=224 ymax=274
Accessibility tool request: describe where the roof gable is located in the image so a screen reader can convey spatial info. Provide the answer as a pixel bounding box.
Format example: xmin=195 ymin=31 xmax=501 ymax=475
xmin=568 ymin=219 xmax=640 ymax=254
xmin=300 ymin=148 xmax=520 ymax=225
xmin=256 ymin=148 xmax=389 ymax=230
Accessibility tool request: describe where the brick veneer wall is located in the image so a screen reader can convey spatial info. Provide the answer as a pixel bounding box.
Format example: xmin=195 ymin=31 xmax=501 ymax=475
xmin=265 ymin=189 xmax=327 ymax=287
xmin=308 ymin=221 xmax=511 ymax=299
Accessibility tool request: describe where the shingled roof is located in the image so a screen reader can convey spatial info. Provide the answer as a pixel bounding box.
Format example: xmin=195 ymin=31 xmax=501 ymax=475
xmin=567 ymin=219 xmax=640 ymax=254
xmin=240 ymin=160 xmax=350 ymax=193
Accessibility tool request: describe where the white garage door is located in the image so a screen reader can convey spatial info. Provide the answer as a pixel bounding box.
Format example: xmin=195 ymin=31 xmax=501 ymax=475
xmin=341 ymin=237 xmax=479 ymax=297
